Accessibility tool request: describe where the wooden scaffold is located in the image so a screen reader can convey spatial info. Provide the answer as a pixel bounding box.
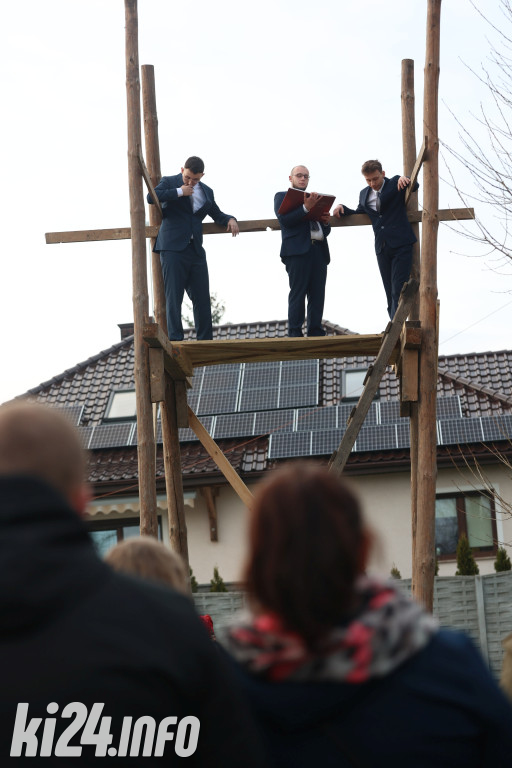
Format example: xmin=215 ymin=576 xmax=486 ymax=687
xmin=46 ymin=0 xmax=468 ymax=610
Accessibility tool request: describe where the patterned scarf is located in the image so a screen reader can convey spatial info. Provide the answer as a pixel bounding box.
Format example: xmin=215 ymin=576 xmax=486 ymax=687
xmin=224 ymin=577 xmax=438 ymax=683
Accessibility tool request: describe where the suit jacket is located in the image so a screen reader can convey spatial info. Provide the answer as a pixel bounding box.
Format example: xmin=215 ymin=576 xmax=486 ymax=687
xmin=342 ymin=175 xmax=418 ymax=255
xmin=274 ymin=191 xmax=330 ymax=264
xmin=149 ymin=173 xmax=234 ymax=255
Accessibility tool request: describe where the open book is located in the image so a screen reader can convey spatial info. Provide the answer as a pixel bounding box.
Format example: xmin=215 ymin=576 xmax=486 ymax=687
xmin=277 ymin=188 xmax=336 ymax=221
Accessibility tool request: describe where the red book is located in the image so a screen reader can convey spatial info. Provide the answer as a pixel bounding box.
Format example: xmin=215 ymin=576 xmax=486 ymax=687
xmin=277 ymin=188 xmax=336 ymax=221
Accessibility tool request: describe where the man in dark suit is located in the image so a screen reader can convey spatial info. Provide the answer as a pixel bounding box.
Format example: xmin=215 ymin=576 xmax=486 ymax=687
xmin=148 ymin=156 xmax=239 ymax=341
xmin=334 ymin=159 xmax=418 ymax=319
xmin=275 ymin=165 xmax=331 ymax=337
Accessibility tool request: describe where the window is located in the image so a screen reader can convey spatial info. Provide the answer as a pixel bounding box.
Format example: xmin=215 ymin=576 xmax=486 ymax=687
xmin=342 ymin=369 xmax=368 ymax=401
xmin=435 ymin=491 xmax=497 ymax=559
xmin=87 ymin=517 xmax=162 ymax=557
xmin=104 ymin=390 xmax=137 ymax=421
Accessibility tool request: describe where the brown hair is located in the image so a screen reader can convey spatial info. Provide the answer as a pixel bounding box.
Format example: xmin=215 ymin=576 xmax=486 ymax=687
xmin=243 ymin=463 xmax=367 ymax=650
xmin=0 ymin=400 xmax=86 ymax=499
xmin=105 ymin=537 xmax=189 ymax=595
xmin=361 ymin=159 xmax=382 ymax=175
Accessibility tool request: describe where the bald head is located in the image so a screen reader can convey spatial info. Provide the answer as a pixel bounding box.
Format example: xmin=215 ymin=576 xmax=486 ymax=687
xmin=0 ymin=401 xmax=87 ymax=508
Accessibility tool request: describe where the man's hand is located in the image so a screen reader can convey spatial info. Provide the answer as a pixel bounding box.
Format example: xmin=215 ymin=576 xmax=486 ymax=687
xmin=397 ymin=176 xmax=411 ymax=190
xmin=320 ymin=211 xmax=331 ymax=225
xmin=333 ymin=204 xmax=345 ymax=218
xmin=227 ymin=218 xmax=239 ymax=237
xmin=304 ymin=192 xmax=322 ymax=212
xmin=181 ymin=184 xmax=194 ymax=196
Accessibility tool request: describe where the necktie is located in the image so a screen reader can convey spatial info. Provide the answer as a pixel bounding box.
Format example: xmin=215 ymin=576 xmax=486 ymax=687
xmin=376 ymin=191 xmax=381 ymax=212
xmin=310 ymin=221 xmax=320 ymax=231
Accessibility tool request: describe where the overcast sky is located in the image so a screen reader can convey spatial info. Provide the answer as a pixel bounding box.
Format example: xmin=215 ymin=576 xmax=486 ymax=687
xmin=1 ymin=0 xmax=510 ymax=404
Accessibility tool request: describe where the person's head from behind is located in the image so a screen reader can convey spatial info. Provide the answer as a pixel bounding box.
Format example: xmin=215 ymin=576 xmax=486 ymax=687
xmin=243 ymin=463 xmax=371 ymax=651
xmin=182 ymin=156 xmax=205 ymax=186
xmin=105 ymin=537 xmax=189 ymax=595
xmin=0 ymin=400 xmax=88 ymax=515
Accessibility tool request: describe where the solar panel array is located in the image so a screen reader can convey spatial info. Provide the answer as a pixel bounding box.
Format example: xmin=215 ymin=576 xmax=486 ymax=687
xmin=78 ymin=385 xmax=512 ymax=460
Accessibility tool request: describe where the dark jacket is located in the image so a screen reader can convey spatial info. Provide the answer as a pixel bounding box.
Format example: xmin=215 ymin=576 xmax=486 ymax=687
xmin=148 ymin=173 xmax=233 ymax=255
xmin=343 ymin=175 xmax=417 ymax=254
xmin=0 ymin=476 xmax=265 ymax=766
xmin=274 ymin=191 xmax=331 ymax=263
xmin=223 ymin=630 xmax=512 ymax=768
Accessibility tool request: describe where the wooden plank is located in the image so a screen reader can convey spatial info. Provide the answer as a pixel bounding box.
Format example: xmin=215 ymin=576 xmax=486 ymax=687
xmin=148 ymin=348 xmax=165 ymax=402
xmin=171 ymin=334 xmax=397 ymax=369
xmin=138 ymin=147 xmax=162 ymax=218
xmin=405 ymin=137 xmax=428 ymax=205
xmin=401 ymin=349 xmax=419 ymax=402
xmin=174 ymin=380 xmax=189 ymax=428
xmin=329 ymin=278 xmax=419 ymax=476
xmin=44 ymin=208 xmax=475 ymax=245
xmin=187 ymin=407 xmax=254 ymax=509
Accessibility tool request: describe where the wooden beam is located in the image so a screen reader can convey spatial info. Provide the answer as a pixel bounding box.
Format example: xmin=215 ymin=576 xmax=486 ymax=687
xmin=137 ymin=147 xmax=162 ymax=218
xmin=329 ymin=279 xmax=419 ymax=476
xmin=413 ymin=0 xmax=442 ymax=613
xmin=187 ymin=407 xmax=254 ymax=509
xmin=148 ymin=348 xmax=165 ymax=402
xmin=125 ymin=0 xmax=157 ymax=538
xmin=405 ymin=137 xmax=428 ymax=205
xmin=201 ymin=487 xmax=219 ymax=542
xmin=44 ymin=208 xmax=475 ymax=245
xmin=143 ymin=322 xmax=193 ymax=379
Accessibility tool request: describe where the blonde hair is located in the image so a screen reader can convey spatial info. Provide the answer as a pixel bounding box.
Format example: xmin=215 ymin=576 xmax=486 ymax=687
xmin=104 ymin=537 xmax=189 ymax=595
xmin=0 ymin=400 xmax=86 ymax=499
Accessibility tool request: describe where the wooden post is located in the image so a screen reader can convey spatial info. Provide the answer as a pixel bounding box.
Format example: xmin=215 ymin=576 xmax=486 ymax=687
xmin=401 ymin=58 xmax=421 ymax=580
xmin=124 ymin=0 xmax=157 ymax=537
xmin=141 ymin=65 xmax=189 ymax=563
xmin=413 ymin=0 xmax=442 ymax=610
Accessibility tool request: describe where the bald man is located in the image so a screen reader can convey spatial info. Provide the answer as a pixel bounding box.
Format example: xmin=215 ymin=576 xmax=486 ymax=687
xmin=275 ymin=165 xmax=331 ymax=337
xmin=0 ymin=401 xmax=265 ymax=766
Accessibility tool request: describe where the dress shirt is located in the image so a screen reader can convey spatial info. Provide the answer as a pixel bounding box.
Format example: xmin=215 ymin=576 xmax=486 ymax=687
xmin=176 ymin=182 xmax=207 ymax=213
xmin=368 ymin=177 xmax=386 ymax=212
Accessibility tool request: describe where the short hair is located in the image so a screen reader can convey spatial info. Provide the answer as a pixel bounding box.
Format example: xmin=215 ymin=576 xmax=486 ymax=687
xmin=361 ymin=159 xmax=382 ymax=175
xmin=184 ymin=156 xmax=204 ymax=174
xmin=243 ymin=463 xmax=366 ymax=650
xmin=290 ymin=165 xmax=308 ymax=176
xmin=0 ymin=400 xmax=86 ymax=499
xmin=105 ymin=537 xmax=189 ymax=595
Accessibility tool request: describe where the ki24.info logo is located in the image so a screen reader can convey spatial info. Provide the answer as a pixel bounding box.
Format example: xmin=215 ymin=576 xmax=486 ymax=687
xmin=10 ymin=703 xmax=200 ymax=758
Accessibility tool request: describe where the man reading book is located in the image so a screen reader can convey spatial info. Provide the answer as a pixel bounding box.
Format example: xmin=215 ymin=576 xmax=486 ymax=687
xmin=274 ymin=165 xmax=331 ymax=337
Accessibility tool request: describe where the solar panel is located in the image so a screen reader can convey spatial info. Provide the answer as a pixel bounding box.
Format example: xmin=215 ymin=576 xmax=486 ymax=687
xmin=254 ymin=410 xmax=295 ymax=434
xmin=296 ymin=406 xmax=337 ymax=432
xmin=379 ymin=401 xmax=407 ymax=424
xmin=480 ymin=414 xmax=512 ymax=442
xmin=89 ymin=422 xmax=134 ymax=449
xmin=355 ymin=424 xmax=398 ymax=452
xmin=77 ymin=425 xmax=93 ymax=449
xmin=202 ymin=364 xmax=242 ymax=390
xmin=242 ymin=362 xmax=280 ymax=390
xmin=268 ymin=431 xmax=312 ymax=460
xmin=196 ymin=390 xmax=239 ymax=415
xmin=280 ymin=359 xmax=319 ymax=387
xmin=178 ymin=416 xmax=214 ymax=443
xmin=57 ymin=405 xmax=84 ymax=426
xmin=436 ymin=396 xmax=462 ymax=420
xmin=239 ymin=387 xmax=280 ymax=412
xmin=396 ymin=422 xmax=411 ymax=449
xmin=278 ymin=384 xmax=318 ymax=409
xmin=213 ymin=412 xmax=256 ymax=439
xmin=337 ymin=402 xmax=379 ymax=428
xmin=311 ymin=428 xmax=344 ymax=456
xmin=438 ymin=418 xmax=484 ymax=445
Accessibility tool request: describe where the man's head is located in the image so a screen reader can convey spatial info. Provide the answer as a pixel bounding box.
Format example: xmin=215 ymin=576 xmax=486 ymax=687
xmin=0 ymin=401 xmax=89 ymax=515
xmin=289 ymin=165 xmax=310 ymax=191
xmin=361 ymin=159 xmax=386 ymax=191
xmin=182 ymin=156 xmax=205 ymax=186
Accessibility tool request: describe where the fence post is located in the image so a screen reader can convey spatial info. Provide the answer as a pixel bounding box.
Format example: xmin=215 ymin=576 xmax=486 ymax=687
xmin=475 ymin=575 xmax=489 ymax=666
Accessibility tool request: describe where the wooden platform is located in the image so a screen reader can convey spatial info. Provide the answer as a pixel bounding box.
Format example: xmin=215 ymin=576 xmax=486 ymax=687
xmin=142 ymin=321 xmax=397 ymax=379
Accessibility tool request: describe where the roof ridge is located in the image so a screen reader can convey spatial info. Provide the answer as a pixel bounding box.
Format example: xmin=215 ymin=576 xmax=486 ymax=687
xmin=437 ymin=366 xmax=512 ymax=407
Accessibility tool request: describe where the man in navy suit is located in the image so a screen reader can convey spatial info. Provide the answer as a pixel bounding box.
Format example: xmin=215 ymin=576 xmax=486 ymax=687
xmin=334 ymin=159 xmax=418 ymax=319
xmin=275 ymin=166 xmax=331 ymax=337
xmin=148 ymin=156 xmax=239 ymax=341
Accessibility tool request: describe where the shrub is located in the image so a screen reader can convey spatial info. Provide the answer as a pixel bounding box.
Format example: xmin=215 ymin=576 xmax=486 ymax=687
xmin=210 ymin=566 xmax=228 ymax=593
xmin=495 ymin=547 xmax=512 ymax=572
xmin=455 ymin=534 xmax=479 ymax=575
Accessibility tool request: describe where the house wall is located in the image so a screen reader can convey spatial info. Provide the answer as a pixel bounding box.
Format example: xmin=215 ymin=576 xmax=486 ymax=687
xmin=87 ymin=460 xmax=512 ymax=584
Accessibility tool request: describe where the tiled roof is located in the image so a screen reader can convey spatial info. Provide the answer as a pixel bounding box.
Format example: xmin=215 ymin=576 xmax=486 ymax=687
xmin=21 ymin=320 xmax=512 ymax=487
